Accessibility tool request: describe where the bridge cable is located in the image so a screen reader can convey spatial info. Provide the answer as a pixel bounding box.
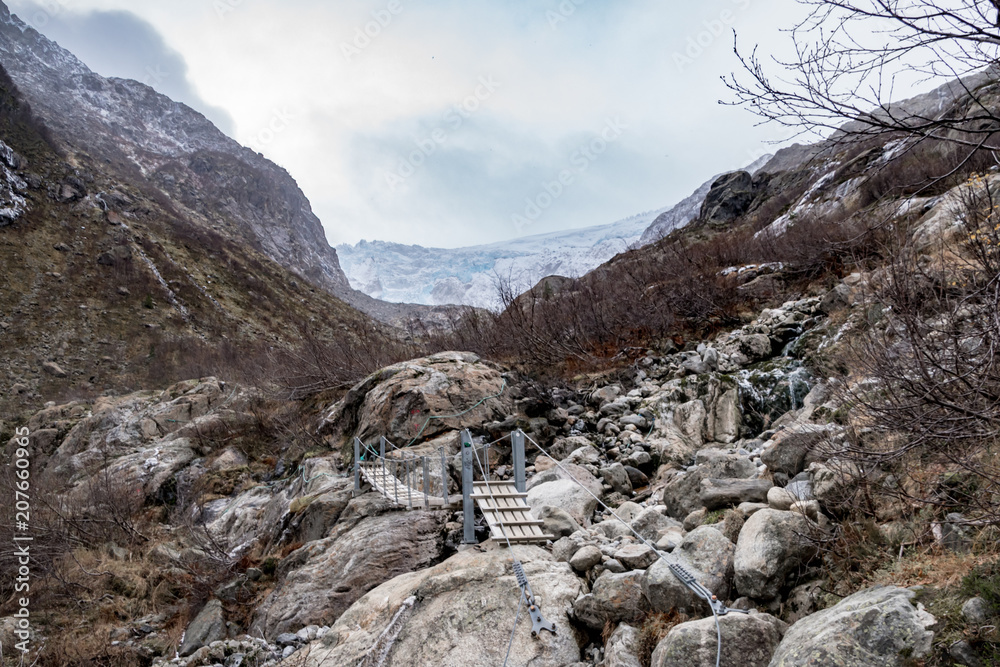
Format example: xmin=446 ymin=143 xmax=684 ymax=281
xmin=521 ymin=431 xmax=747 ymax=667
xmin=469 ymin=440 xmax=555 ymax=666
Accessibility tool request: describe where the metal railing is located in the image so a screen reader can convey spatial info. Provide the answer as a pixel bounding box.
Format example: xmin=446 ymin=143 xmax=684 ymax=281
xmin=353 ymin=429 xmax=528 ymax=543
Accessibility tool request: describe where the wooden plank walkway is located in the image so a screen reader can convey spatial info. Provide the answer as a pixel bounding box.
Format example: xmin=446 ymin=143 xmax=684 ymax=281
xmin=472 ymin=481 xmax=554 ymax=544
xmin=359 ymin=462 xmax=461 ymax=509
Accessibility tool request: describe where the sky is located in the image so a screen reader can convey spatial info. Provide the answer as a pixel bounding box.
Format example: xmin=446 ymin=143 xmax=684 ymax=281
xmin=7 ymin=0 xmax=812 ymax=248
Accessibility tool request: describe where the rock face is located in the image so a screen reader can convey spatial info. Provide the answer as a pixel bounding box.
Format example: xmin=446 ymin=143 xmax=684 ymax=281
xmin=252 ymin=507 xmax=449 ymax=638
xmin=298 ymin=546 xmax=584 ymax=667
xmin=699 ymin=171 xmax=759 ymax=226
xmin=319 ymin=352 xmax=512 ymax=450
xmin=651 ymin=612 xmax=785 ymax=667
xmin=734 ymin=509 xmax=817 ymax=599
xmin=178 ymin=599 xmax=226 ymax=657
xmin=769 ymin=586 xmax=936 ymax=666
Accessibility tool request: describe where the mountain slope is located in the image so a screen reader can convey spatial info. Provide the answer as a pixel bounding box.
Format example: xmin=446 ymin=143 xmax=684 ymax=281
xmin=0 ymin=3 xmax=349 ymax=294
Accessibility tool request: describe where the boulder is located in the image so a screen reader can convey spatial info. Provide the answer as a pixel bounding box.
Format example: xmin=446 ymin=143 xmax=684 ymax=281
xmin=614 ymin=544 xmax=658 ymax=570
xmin=179 ymin=599 xmax=226 ymax=657
xmin=527 ymin=479 xmax=598 ymax=525
xmin=768 ymin=586 xmax=936 ymax=666
xmin=733 ymin=509 xmax=817 ymax=600
xmin=319 ymin=352 xmax=512 ymax=450
xmin=761 ymin=425 xmax=829 ymax=476
xmin=574 ymin=571 xmax=650 ymax=630
xmin=531 ymin=505 xmax=581 ymax=538
xmin=651 ymin=611 xmax=785 ymax=667
xmin=662 ymin=451 xmax=756 ymax=519
xmin=570 ymin=545 xmax=603 ymax=572
xmin=699 ymin=478 xmax=772 ymax=510
xmin=600 ymin=463 xmax=633 ymax=495
xmin=603 ymin=622 xmax=642 ymax=667
xmin=252 ymin=508 xmax=449 ymax=637
xmin=549 ymin=436 xmax=598 ymax=461
xmin=962 ymin=597 xmax=991 ymax=625
xmin=644 ymin=526 xmax=734 ymax=614
xmin=630 ymin=507 xmax=681 ymax=543
xmin=298 ymin=546 xmax=583 ymax=667
xmin=41 ymin=361 xmax=68 ymax=378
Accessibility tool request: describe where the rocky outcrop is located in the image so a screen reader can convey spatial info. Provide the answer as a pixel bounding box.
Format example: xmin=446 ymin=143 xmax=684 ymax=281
xmin=699 ymin=171 xmax=761 ymax=226
xmin=769 ymin=586 xmax=936 ymax=666
xmin=251 ymin=505 xmax=450 ymax=638
xmin=319 ymin=351 xmax=512 ymax=450
xmin=296 ymin=545 xmax=584 ymax=666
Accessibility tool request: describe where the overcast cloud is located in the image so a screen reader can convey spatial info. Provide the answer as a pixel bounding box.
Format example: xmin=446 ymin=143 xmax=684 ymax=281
xmin=8 ymin=0 xmax=816 ymax=248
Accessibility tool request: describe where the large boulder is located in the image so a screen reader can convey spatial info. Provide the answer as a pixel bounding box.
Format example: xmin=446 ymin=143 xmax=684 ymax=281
xmin=760 ymin=425 xmax=830 ymax=476
xmin=651 ymin=611 xmax=785 ymax=667
xmin=769 ymin=586 xmax=936 ymax=666
xmin=734 ymin=509 xmax=817 ymax=600
xmin=319 ymin=352 xmax=512 ymax=451
xmin=527 ymin=479 xmax=599 ymax=525
xmin=251 ymin=506 xmax=449 ymax=637
xmin=661 ymin=451 xmax=757 ymax=519
xmin=644 ymin=526 xmax=735 ymax=614
xmin=296 ymin=545 xmax=584 ymax=667
xmin=573 ymin=571 xmax=650 ymax=630
xmin=700 ymin=478 xmax=773 ymax=510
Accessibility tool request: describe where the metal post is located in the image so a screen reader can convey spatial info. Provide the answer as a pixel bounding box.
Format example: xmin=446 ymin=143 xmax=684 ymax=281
xmin=422 ymin=456 xmax=430 ymax=509
xmin=461 ymin=429 xmax=475 ymax=544
xmin=406 ymin=458 xmax=413 ymax=509
xmin=393 ymin=458 xmax=399 ymax=505
xmin=353 ymin=438 xmax=361 ymax=495
xmin=512 ymin=430 xmax=526 ymax=493
xmin=441 ymin=448 xmax=449 ymax=506
xmin=380 ymin=437 xmax=386 ymax=490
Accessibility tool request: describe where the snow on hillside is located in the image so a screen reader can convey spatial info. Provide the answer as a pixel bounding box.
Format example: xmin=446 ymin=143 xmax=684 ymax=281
xmin=337 ymin=210 xmax=668 ymax=308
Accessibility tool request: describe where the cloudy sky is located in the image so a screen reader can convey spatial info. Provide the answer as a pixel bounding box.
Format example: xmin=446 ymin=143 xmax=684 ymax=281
xmin=8 ymin=0 xmax=814 ymax=248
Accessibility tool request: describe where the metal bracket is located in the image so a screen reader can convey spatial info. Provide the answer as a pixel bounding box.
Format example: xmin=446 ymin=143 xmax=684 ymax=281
xmin=512 ymin=560 xmax=556 ymax=637
xmin=525 ymin=596 xmax=556 ymax=637
xmin=668 ymin=563 xmax=750 ymax=617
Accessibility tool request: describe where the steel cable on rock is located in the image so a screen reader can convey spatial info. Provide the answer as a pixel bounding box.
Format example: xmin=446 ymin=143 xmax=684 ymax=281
xmin=521 ymin=431 xmax=725 ymax=667
xmin=469 ymin=439 xmax=528 ymax=667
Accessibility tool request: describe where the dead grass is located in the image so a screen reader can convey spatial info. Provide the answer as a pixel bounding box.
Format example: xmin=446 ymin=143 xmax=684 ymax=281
xmin=636 ymin=610 xmax=690 ymax=667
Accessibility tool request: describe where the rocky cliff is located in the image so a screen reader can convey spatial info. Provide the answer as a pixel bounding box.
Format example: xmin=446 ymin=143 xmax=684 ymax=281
xmin=0 ymin=2 xmax=349 ymax=295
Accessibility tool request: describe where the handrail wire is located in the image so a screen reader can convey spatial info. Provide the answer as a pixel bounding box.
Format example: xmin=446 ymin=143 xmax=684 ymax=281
xmin=469 ymin=442 xmax=530 ymax=667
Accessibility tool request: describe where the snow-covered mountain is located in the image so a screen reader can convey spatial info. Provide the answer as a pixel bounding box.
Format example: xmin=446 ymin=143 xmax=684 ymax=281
xmin=340 ymin=154 xmax=774 ymax=308
xmin=338 ymin=209 xmax=671 ymax=308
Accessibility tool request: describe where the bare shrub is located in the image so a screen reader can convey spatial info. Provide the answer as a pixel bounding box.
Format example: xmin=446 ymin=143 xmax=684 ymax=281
xmin=845 ymin=173 xmax=1000 ymax=525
